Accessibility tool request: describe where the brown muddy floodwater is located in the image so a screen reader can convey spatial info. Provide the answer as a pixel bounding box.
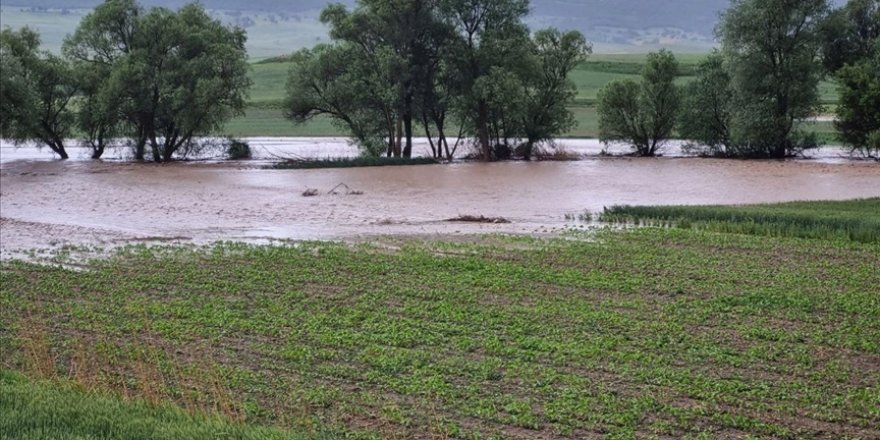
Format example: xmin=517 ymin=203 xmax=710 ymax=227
xmin=1 ymin=139 xmax=879 ymax=255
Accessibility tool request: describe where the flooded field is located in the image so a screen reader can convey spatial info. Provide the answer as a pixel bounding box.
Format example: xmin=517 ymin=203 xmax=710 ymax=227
xmin=1 ymin=139 xmax=878 ymax=255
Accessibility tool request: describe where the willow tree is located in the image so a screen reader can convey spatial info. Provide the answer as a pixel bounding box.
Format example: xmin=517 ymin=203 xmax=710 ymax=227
xmin=63 ymin=0 xmax=251 ymax=161
xmin=0 ymin=28 xmax=77 ymax=159
xmin=597 ymin=50 xmax=680 ymax=156
xmin=719 ymin=0 xmax=829 ymax=158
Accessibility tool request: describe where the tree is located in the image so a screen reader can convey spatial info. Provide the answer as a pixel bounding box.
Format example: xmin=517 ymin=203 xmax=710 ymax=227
xmin=518 ymin=28 xmax=591 ymax=160
xmin=0 ymin=27 xmax=76 ymax=159
xmin=72 ymin=61 xmax=120 ymax=159
xmin=128 ymin=4 xmax=251 ymax=162
xmin=835 ymin=46 xmax=880 ymax=158
xmin=0 ymin=46 xmax=35 ymax=138
xmin=597 ymin=50 xmax=680 ymax=156
xmin=63 ymin=0 xmax=142 ymax=159
xmin=820 ymin=0 xmax=880 ymax=73
xmin=284 ymin=0 xmax=584 ymax=161
xmin=441 ymin=0 xmax=531 ymax=160
xmin=285 ymin=44 xmax=400 ymax=156
xmin=678 ymin=51 xmax=734 ymax=156
xmin=719 ymin=0 xmax=829 ymax=158
xmin=63 ymin=0 xmax=251 ymax=162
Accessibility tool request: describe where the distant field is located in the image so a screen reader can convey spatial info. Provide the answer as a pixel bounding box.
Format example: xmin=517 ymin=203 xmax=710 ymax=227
xmin=230 ymin=54 xmax=839 ymax=141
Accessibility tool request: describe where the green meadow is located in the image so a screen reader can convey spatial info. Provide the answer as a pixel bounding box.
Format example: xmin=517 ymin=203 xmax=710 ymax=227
xmin=3 ymin=199 xmax=878 ymax=439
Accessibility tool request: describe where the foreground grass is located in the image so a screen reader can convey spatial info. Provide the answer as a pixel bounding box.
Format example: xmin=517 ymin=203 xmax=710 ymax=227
xmin=0 ymin=371 xmax=323 ymax=440
xmin=2 ymin=213 xmax=879 ymax=438
xmin=602 ymin=198 xmax=880 ymax=244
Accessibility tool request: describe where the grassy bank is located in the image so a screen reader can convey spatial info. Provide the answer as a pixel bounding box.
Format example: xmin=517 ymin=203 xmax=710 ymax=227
xmin=226 ymin=54 xmax=840 ymax=141
xmin=2 ymin=200 xmax=879 ymax=439
xmin=602 ymin=198 xmax=880 ymax=243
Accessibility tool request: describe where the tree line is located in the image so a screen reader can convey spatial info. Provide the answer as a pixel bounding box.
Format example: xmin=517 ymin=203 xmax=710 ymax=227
xmin=598 ymin=0 xmax=880 ymax=159
xmin=1 ymin=0 xmax=878 ymax=161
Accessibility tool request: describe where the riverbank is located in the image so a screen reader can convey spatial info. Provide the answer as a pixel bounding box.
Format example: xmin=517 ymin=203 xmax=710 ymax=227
xmin=2 ymin=201 xmax=878 ymax=439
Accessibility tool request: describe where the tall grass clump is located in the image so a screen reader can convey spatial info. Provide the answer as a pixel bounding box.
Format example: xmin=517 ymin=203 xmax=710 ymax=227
xmin=601 ymin=198 xmax=880 ymax=243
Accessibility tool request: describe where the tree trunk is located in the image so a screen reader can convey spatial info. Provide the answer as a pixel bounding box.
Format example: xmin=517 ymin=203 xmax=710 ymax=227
xmin=91 ymin=144 xmax=104 ymax=160
xmin=52 ymin=143 xmax=69 ymax=160
xmin=424 ymin=117 xmax=436 ymax=159
xmin=477 ymin=101 xmax=490 ymax=161
xmin=403 ymin=97 xmax=413 ymax=159
xmin=395 ymin=117 xmax=403 ymax=158
xmin=134 ymin=135 xmax=146 ymax=161
xmin=149 ymin=135 xmax=161 ymax=162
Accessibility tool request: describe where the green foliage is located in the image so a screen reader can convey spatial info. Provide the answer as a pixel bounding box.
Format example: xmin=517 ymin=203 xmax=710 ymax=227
xmin=678 ymin=51 xmax=734 ymax=156
xmin=820 ymin=0 xmax=880 ymax=73
xmin=284 ymin=0 xmax=586 ymax=160
xmin=2 ymin=200 xmax=880 ymax=438
xmin=835 ymin=49 xmax=880 ymax=158
xmin=62 ymin=0 xmax=252 ymax=161
xmin=0 ymin=27 xmax=76 ymax=159
xmin=602 ymin=198 xmax=880 ymax=243
xmin=597 ymin=49 xmax=680 ymax=156
xmin=720 ymin=0 xmax=829 ymax=158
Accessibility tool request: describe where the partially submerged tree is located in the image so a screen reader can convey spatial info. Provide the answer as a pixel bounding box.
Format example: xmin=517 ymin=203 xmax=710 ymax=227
xmin=835 ymin=45 xmax=880 ymax=158
xmin=285 ymin=43 xmax=400 ymax=156
xmin=0 ymin=27 xmax=76 ymax=159
xmin=678 ymin=51 xmax=734 ymax=156
xmin=61 ymin=0 xmax=250 ymax=162
xmin=63 ymin=0 xmax=141 ymax=159
xmin=518 ymin=29 xmax=591 ymax=159
xmin=719 ymin=0 xmax=829 ymax=158
xmin=131 ymin=4 xmax=251 ymax=162
xmin=597 ymin=50 xmax=680 ymax=156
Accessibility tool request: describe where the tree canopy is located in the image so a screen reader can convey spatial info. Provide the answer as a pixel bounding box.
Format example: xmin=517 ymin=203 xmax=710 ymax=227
xmin=62 ymin=0 xmax=251 ymax=161
xmin=597 ymin=50 xmax=680 ymax=157
xmin=718 ymin=0 xmax=829 ymax=158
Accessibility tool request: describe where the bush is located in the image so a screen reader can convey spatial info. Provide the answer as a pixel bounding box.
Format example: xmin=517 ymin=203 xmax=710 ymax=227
xmin=226 ymin=139 xmax=251 ymax=160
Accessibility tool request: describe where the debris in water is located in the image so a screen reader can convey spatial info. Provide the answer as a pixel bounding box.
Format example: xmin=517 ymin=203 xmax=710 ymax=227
xmin=446 ymin=215 xmax=511 ymax=224
xmin=302 ymin=188 xmax=319 ymax=197
xmin=328 ymin=183 xmax=364 ymax=196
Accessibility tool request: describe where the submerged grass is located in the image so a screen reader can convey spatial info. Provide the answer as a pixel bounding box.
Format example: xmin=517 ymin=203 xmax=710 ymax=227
xmin=270 ymin=156 xmax=439 ymax=169
xmin=601 ymin=198 xmax=880 ymax=243
xmin=2 ymin=199 xmax=879 ymax=439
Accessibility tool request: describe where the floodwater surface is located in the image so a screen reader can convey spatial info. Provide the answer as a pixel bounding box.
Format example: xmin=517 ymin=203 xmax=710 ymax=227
xmin=1 ymin=139 xmax=878 ymax=255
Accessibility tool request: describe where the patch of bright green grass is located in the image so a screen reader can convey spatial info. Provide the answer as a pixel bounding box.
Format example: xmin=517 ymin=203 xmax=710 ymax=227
xmin=2 ymin=201 xmax=879 ymax=438
xmin=602 ymin=198 xmax=880 ymax=243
